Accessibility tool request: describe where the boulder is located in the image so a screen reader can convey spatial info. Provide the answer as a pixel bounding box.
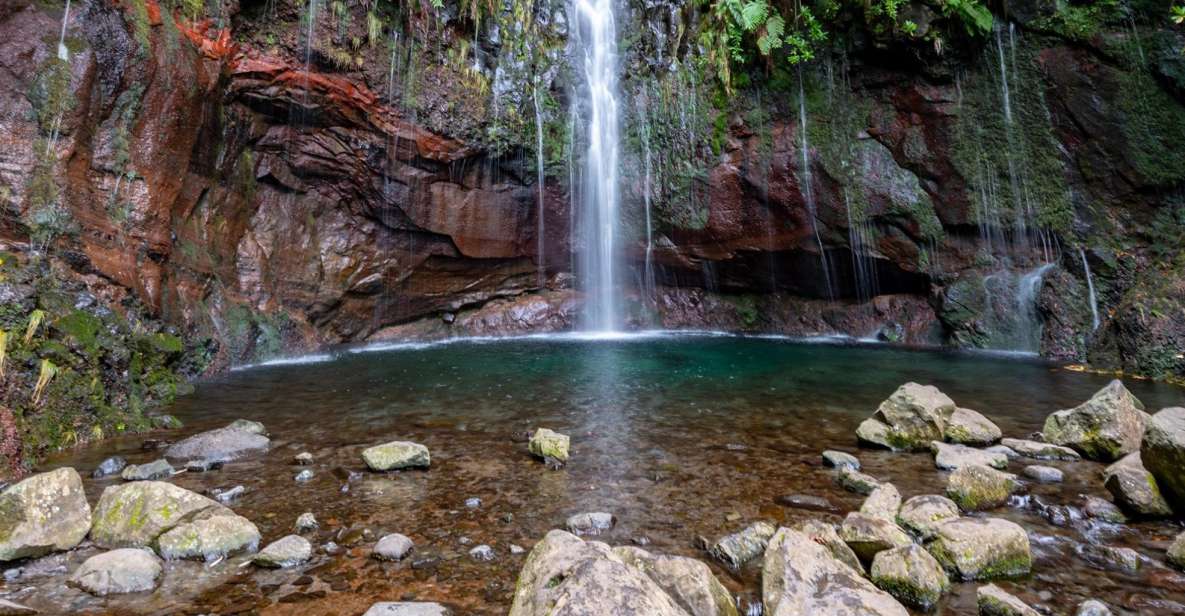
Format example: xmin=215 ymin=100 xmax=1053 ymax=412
xmin=710 ymin=521 xmax=775 ymax=568
xmin=1042 ymin=380 xmax=1147 ymax=462
xmin=0 ymin=468 xmax=91 ymax=561
xmin=985 ymin=445 xmax=1020 ymax=459
xmin=926 ymin=517 xmax=1031 ymax=580
xmin=945 ymin=464 xmax=1021 ymax=511
xmin=977 ymin=584 xmax=1039 ymax=616
xmin=797 ymin=519 xmax=863 ymax=574
xmin=92 ymin=456 xmax=127 ymax=479
xmin=164 ymin=421 xmax=270 ymax=463
xmin=155 ymin=512 xmax=260 ymax=561
xmin=896 ymin=495 xmax=960 ymax=540
xmin=1021 ymin=465 xmax=1063 ymax=483
xmin=527 ymin=428 xmax=570 ymax=464
xmin=1168 ymin=531 xmax=1185 ymax=570
xmin=857 ymin=383 xmax=956 ymax=451
xmin=1102 ymin=453 xmax=1172 ymax=517
xmin=870 ymin=544 xmax=950 ymax=610
xmin=362 ymin=441 xmax=431 ymax=471
xmin=508 ymin=529 xmax=722 ymax=616
xmin=836 ymin=467 xmax=882 ymax=495
xmin=1082 ymin=496 xmax=1126 ymax=524
xmin=1140 ymin=406 xmax=1185 ymax=514
xmin=253 ymin=534 xmax=312 ymax=568
xmin=120 ymin=459 xmax=174 ymax=481
xmin=999 ymin=438 xmax=1079 ymax=461
xmin=1074 ymin=600 xmax=1113 ymax=616
xmin=860 ymin=483 xmax=902 ymax=521
xmin=90 ymin=481 xmax=225 ymax=549
xmin=839 ymin=512 xmax=912 ymax=564
xmin=944 ymin=408 xmax=1002 ymax=446
xmin=363 ymin=604 xmax=452 ymax=616
xmin=565 ymin=512 xmax=615 ymax=536
xmin=763 ymin=527 xmax=908 ymax=616
xmin=822 ymin=450 xmax=861 ymax=470
xmin=613 ymin=546 xmax=740 ymax=616
xmin=67 ymin=548 xmax=161 ymax=595
xmin=930 ymin=441 xmax=1008 ymax=470
xmin=374 ymin=533 xmax=414 ymax=561
xmin=1075 ymin=543 xmax=1140 ymax=574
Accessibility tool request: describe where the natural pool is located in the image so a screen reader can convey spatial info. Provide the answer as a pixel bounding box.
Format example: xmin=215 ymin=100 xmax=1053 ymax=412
xmin=12 ymin=334 xmax=1185 ymax=614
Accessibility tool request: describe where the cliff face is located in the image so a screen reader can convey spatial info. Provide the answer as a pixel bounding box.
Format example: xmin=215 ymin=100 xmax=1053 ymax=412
xmin=0 ymin=0 xmax=1183 ymax=379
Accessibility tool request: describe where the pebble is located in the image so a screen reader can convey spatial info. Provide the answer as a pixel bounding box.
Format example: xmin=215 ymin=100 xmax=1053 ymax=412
xmin=211 ymin=485 xmax=246 ymax=503
xmin=92 ymin=456 xmax=127 ymax=478
xmin=294 ymin=469 xmax=314 ymax=482
xmin=373 ymin=534 xmax=414 ymax=561
xmin=464 ymin=497 xmax=481 ymax=509
xmin=509 ymin=544 xmax=525 ymax=555
xmin=184 ymin=458 xmax=225 ymax=473
xmin=294 ymin=452 xmax=314 ymax=465
xmin=821 ymin=450 xmax=861 ymax=470
xmin=295 ymin=512 xmax=318 ymax=533
xmin=775 ymin=494 xmax=836 ymax=512
xmin=469 ymin=545 xmax=495 ymax=561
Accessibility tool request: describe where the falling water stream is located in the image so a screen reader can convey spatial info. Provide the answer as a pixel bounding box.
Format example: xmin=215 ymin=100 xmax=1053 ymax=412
xmin=533 ymin=80 xmax=547 ymax=286
xmin=1080 ymin=248 xmax=1101 ymax=332
xmin=797 ymin=69 xmax=835 ymax=299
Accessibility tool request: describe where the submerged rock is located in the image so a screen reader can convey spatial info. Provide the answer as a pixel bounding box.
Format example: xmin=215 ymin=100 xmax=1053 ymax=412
xmin=92 ymin=456 xmax=128 ymax=479
xmin=710 ymin=521 xmax=776 ymax=568
xmin=797 ymin=520 xmax=863 ymax=574
xmin=374 ymin=533 xmax=414 ymax=561
xmin=860 ymin=483 xmax=902 ymax=521
xmin=1074 ymin=599 xmax=1113 ymax=616
xmin=1168 ymin=531 xmax=1185 ymax=570
xmin=1082 ymin=496 xmax=1126 ymax=524
xmin=1140 ymin=406 xmax=1185 ymax=514
xmin=977 ymin=584 xmax=1040 ymax=616
xmin=1042 ymin=380 xmax=1147 ymax=462
xmin=999 ymin=438 xmax=1080 ymax=461
xmin=870 ymin=544 xmax=950 ymax=610
xmin=763 ymin=527 xmax=908 ymax=616
xmin=0 ymin=467 xmax=91 ymax=561
xmin=822 ymin=450 xmax=861 ymax=470
xmin=363 ymin=603 xmax=453 ymax=616
xmin=527 ymin=428 xmax=570 ymax=464
xmin=839 ymin=512 xmax=912 ymax=564
xmin=857 ymin=383 xmax=956 ymax=451
xmin=90 ymin=481 xmax=225 ymax=549
xmin=926 ymin=517 xmax=1031 ymax=580
xmin=897 ymin=495 xmax=960 ymax=540
xmin=295 ymin=512 xmax=319 ymax=533
xmin=253 ymin=535 xmax=312 ymax=568
xmin=68 ymin=548 xmax=161 ymax=595
xmin=944 ymin=407 xmax=1001 ymax=446
xmin=1075 ymin=543 xmax=1141 ymax=574
xmin=470 ymin=544 xmax=495 ymax=561
xmin=836 ymin=467 xmax=882 ymax=495
xmin=945 ymin=464 xmax=1021 ymax=511
xmin=0 ymin=598 xmax=36 ymax=615
xmin=1103 ymin=453 xmax=1172 ymax=517
xmin=226 ymin=419 xmax=267 ymax=435
xmin=565 ymin=512 xmax=615 ymax=536
xmin=156 ymin=513 xmax=260 ymax=561
xmin=362 ymin=441 xmax=431 ymax=471
xmin=930 ymin=441 xmax=1008 ymax=470
xmin=120 ymin=459 xmax=174 ymax=481
xmin=164 ymin=420 xmax=270 ymax=463
xmin=1021 ymin=465 xmax=1063 ymax=483
xmin=775 ymin=494 xmax=836 ymax=512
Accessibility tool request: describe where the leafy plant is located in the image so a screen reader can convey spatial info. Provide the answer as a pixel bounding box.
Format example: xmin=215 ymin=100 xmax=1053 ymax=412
xmin=32 ymin=359 xmax=57 ymax=405
xmin=25 ymin=310 xmax=45 ymax=345
xmin=1172 ymin=4 xmax=1185 ymax=24
xmin=0 ymin=330 xmax=7 ymax=378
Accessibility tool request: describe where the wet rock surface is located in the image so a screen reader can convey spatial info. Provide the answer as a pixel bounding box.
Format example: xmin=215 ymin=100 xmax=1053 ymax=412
xmin=1043 ymin=381 xmax=1148 ymax=462
xmin=67 ymin=549 xmax=162 ymax=596
xmin=0 ymin=468 xmax=91 ymax=561
xmin=764 ymin=527 xmax=908 ymax=616
xmin=362 ymin=441 xmax=431 ymax=471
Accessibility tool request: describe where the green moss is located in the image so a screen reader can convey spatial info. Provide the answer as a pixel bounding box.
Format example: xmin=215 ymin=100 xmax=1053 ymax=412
xmin=27 ymin=58 xmax=74 ymax=134
xmin=1113 ymin=69 xmax=1185 ymax=186
xmin=127 ymin=0 xmax=153 ymax=58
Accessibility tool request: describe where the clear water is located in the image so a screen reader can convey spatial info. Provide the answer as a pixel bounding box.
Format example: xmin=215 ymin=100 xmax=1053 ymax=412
xmin=16 ymin=335 xmax=1185 ymax=614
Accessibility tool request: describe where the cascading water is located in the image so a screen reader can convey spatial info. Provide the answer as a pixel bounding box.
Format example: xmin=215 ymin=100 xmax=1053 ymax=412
xmin=1080 ymin=248 xmax=1100 ymax=332
xmin=635 ymin=94 xmax=656 ymax=308
xmin=797 ymin=69 xmax=835 ymax=299
xmin=57 ymin=0 xmax=71 ymax=61
xmin=981 ymin=263 xmax=1054 ymax=352
xmin=533 ymin=79 xmax=547 ymax=286
xmin=573 ymin=0 xmax=621 ymax=331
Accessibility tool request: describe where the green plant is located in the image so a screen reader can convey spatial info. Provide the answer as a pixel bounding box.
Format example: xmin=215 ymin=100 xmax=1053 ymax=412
xmin=25 ymin=310 xmax=45 ymax=344
xmin=32 ymin=359 xmax=57 ymax=405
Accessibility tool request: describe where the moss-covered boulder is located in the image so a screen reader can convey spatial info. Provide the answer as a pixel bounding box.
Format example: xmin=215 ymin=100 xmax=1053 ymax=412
xmin=710 ymin=521 xmax=775 ymax=568
xmin=839 ymin=512 xmax=912 ymax=564
xmin=1140 ymin=406 xmax=1185 ymax=514
xmin=926 ymin=517 xmax=1031 ymax=580
xmin=857 ymin=383 xmax=956 ymax=451
xmin=527 ymin=428 xmax=570 ymax=464
xmin=945 ymin=464 xmax=1021 ymax=511
xmin=155 ymin=512 xmax=260 ymax=561
xmin=89 ymin=481 xmax=226 ymax=549
xmin=896 ymin=494 xmax=960 ymax=540
xmin=870 ymin=544 xmax=950 ymax=610
xmin=763 ymin=527 xmax=908 ymax=616
xmin=797 ymin=519 xmax=863 ymax=574
xmin=1168 ymin=531 xmax=1185 ymax=570
xmin=944 ymin=408 xmax=1001 ymax=446
xmin=1042 ymin=380 xmax=1148 ymax=462
xmin=977 ymin=584 xmax=1040 ymax=616
xmin=0 ymin=467 xmax=91 ymax=561
xmin=361 ymin=441 xmax=431 ymax=471
xmin=613 ymin=546 xmax=739 ymax=616
xmin=836 ymin=467 xmax=883 ymax=495
xmin=1103 ymin=453 xmax=1172 ymax=518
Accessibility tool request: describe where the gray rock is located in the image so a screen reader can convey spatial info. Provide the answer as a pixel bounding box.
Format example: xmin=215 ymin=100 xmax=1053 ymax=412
xmin=1043 ymin=380 xmax=1147 ymax=462
xmin=92 ymin=456 xmax=127 ymax=479
xmin=926 ymin=517 xmax=1031 ymax=580
xmin=253 ymin=534 xmax=312 ymax=568
xmin=294 ymin=469 xmax=314 ymax=482
xmin=1168 ymin=531 xmax=1185 ymax=570
xmin=470 ymin=544 xmax=495 ymax=561
xmin=1103 ymin=453 xmax=1172 ymax=517
xmin=1082 ymin=496 xmax=1126 ymax=524
xmin=527 ymin=428 xmax=570 ymax=464
xmin=860 ymin=483 xmax=902 ymax=521
xmin=839 ymin=512 xmax=912 ymax=564
xmin=374 ymin=533 xmax=414 ymax=561
xmin=797 ymin=520 xmax=863 ymax=574
xmin=822 ymin=450 xmax=861 ymax=470
xmin=1021 ymin=465 xmax=1063 ymax=483
xmin=999 ymin=438 xmax=1080 ymax=461
xmin=0 ymin=467 xmax=91 ymax=561
xmin=0 ymin=598 xmax=36 ymax=615
xmin=985 ymin=445 xmax=1020 ymax=459
xmin=464 ymin=497 xmax=481 ymax=509
xmin=944 ymin=407 xmax=1002 ymax=446
xmin=211 ymin=485 xmax=245 ymax=503
xmin=977 ymin=584 xmax=1040 ymax=616
xmin=1140 ymin=406 xmax=1185 ymax=514
xmin=710 ymin=521 xmax=776 ymax=568
xmin=363 ymin=604 xmax=452 ymax=616
xmin=897 ymin=495 xmax=960 ymax=540
xmin=361 ymin=441 xmax=430 ymax=471
xmin=1075 ymin=543 xmax=1140 ymax=574
xmin=68 ymin=548 xmax=161 ymax=595
xmin=857 ymin=383 xmax=956 ymax=451
xmin=90 ymin=481 xmax=226 ymax=549
xmin=870 ymin=544 xmax=950 ymax=610
xmin=120 ymin=459 xmax=174 ymax=481
xmin=931 ymin=441 xmax=1009 ymax=470
xmin=763 ymin=527 xmax=908 ymax=616
xmin=565 ymin=511 xmax=615 ymax=536
xmin=156 ymin=513 xmax=260 ymax=561
xmin=510 ymin=544 xmax=525 ymax=554
xmin=774 ymin=494 xmax=835 ymax=512
xmin=149 ymin=414 xmax=183 ymax=430
xmin=164 ymin=422 xmax=270 ymax=463
xmin=945 ymin=464 xmax=1021 ymax=511
xmin=613 ymin=546 xmax=739 ymax=616
xmin=836 ymin=466 xmax=882 ymax=495
xmin=293 ymin=452 xmax=314 ymax=465
xmin=295 ymin=512 xmax=318 ymax=533
xmin=1074 ymin=599 xmax=1113 ymax=616
xmin=184 ymin=458 xmax=224 ymax=472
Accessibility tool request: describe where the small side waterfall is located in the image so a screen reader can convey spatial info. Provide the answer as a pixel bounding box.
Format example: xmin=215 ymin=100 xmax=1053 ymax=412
xmin=636 ymin=95 xmax=656 ymax=308
xmin=982 ymin=263 xmax=1053 ymax=352
xmin=797 ymin=69 xmax=834 ymax=300
xmin=573 ymin=0 xmax=622 ymax=331
xmin=533 ymin=79 xmax=547 ymax=286
xmin=1080 ymin=248 xmax=1100 ymax=332
xmin=57 ymin=0 xmax=72 ymax=61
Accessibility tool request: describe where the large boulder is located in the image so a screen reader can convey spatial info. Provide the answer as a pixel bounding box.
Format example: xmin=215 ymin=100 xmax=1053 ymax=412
xmin=896 ymin=495 xmax=959 ymax=540
xmin=860 ymin=484 xmax=902 ymax=521
xmin=944 ymin=408 xmax=1002 ymax=446
xmin=164 ymin=420 xmax=271 ymax=463
xmin=945 ymin=465 xmax=1021 ymax=511
xmin=1042 ymin=380 xmax=1147 ymax=462
xmin=90 ymin=481 xmax=226 ymax=549
xmin=509 ymin=529 xmax=731 ymax=616
xmin=930 ymin=441 xmax=1008 ymax=471
xmin=857 ymin=383 xmax=956 ymax=451
xmin=362 ymin=441 xmax=431 ymax=471
xmin=0 ymin=467 xmax=91 ymax=561
xmin=613 ymin=546 xmax=739 ymax=616
xmin=839 ymin=512 xmax=912 ymax=564
xmin=926 ymin=517 xmax=1031 ymax=580
xmin=68 ymin=548 xmax=162 ymax=595
xmin=797 ymin=520 xmax=863 ymax=574
xmin=710 ymin=521 xmax=775 ymax=568
xmin=1102 ymin=453 xmax=1172 ymax=517
xmin=977 ymin=584 xmax=1040 ymax=616
xmin=869 ymin=544 xmax=950 ymax=610
xmin=763 ymin=527 xmax=908 ymax=616
xmin=155 ymin=512 xmax=260 ymax=561
xmin=1140 ymin=406 xmax=1185 ymax=514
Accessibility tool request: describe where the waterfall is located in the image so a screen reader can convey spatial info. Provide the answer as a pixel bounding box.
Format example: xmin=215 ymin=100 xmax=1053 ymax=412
xmin=533 ymin=80 xmax=547 ymax=287
xmin=1080 ymin=248 xmax=1100 ymax=332
xmin=797 ymin=69 xmax=834 ymax=299
xmin=57 ymin=0 xmax=71 ymax=61
xmin=573 ymin=0 xmax=621 ymax=331
xmin=636 ymin=94 xmax=656 ymax=309
xmin=981 ymin=263 xmax=1053 ymax=352
xmin=845 ymin=193 xmax=878 ymax=303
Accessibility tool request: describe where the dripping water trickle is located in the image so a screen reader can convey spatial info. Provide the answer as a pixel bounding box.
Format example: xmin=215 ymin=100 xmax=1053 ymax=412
xmin=797 ymin=68 xmax=834 ymax=300
xmin=533 ymin=79 xmax=547 ymax=287
xmin=1080 ymin=248 xmax=1101 ymax=332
